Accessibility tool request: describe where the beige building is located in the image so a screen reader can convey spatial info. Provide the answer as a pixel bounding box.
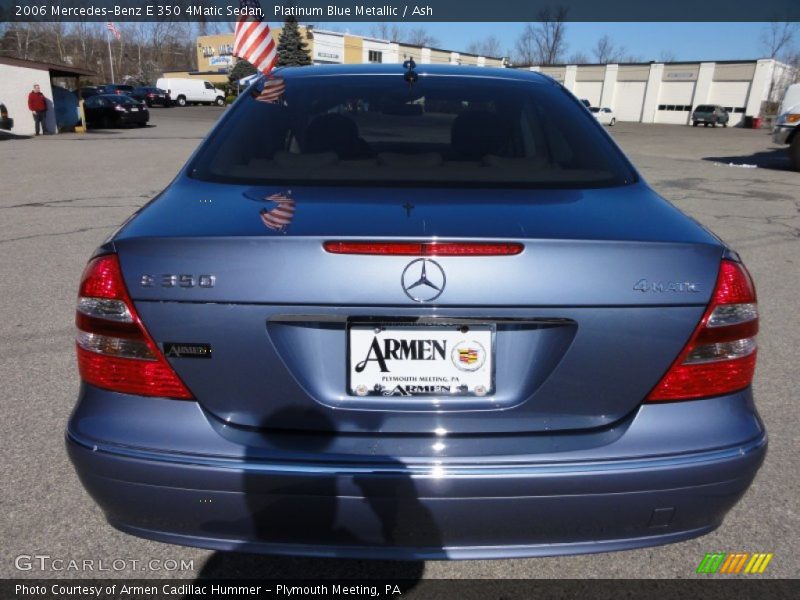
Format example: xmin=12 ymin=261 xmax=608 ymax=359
xmin=523 ymin=59 xmax=796 ymax=126
xmin=166 ymin=27 xmax=505 ymax=83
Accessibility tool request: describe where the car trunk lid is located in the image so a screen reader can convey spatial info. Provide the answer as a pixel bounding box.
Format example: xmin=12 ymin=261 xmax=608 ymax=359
xmin=113 ymin=180 xmax=723 ymax=434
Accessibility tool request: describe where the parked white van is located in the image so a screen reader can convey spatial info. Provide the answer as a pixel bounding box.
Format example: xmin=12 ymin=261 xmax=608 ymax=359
xmin=772 ymin=82 xmax=800 ymax=171
xmin=155 ymin=78 xmax=225 ymax=107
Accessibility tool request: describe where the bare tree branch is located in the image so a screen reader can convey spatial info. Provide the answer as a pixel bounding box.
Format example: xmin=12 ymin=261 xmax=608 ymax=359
xmin=404 ymin=27 xmax=440 ymax=47
xmin=593 ymin=35 xmax=626 ymax=63
xmin=514 ymin=6 xmax=569 ymax=66
xmin=760 ymin=22 xmax=798 ymax=59
xmin=369 ymin=23 xmax=403 ymax=42
xmin=465 ymin=35 xmax=503 ymax=57
xmin=568 ymin=51 xmax=590 ymax=64
xmin=659 ymin=50 xmax=677 ymax=63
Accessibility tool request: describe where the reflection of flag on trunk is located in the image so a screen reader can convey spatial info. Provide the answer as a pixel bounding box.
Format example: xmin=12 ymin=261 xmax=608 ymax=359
xmin=254 ymin=77 xmax=285 ymax=104
xmin=458 ymin=349 xmax=479 ymax=364
xmin=233 ymin=0 xmax=276 ymax=75
xmin=260 ymin=192 xmax=295 ymax=231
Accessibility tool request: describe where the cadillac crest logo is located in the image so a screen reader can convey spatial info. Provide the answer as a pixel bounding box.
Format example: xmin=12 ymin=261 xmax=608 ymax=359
xmin=451 ymin=340 xmax=486 ymax=372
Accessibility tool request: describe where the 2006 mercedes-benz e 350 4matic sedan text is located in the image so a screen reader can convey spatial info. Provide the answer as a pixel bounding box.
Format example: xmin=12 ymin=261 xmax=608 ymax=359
xmin=67 ymin=64 xmax=765 ymax=559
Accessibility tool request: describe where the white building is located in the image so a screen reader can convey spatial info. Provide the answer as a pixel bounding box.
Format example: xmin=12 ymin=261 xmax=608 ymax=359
xmin=525 ymin=59 xmax=796 ymax=126
xmin=0 ymin=55 xmax=94 ymax=136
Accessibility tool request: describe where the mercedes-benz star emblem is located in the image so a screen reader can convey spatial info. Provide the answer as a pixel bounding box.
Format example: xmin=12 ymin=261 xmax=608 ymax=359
xmin=401 ymin=258 xmax=446 ymax=302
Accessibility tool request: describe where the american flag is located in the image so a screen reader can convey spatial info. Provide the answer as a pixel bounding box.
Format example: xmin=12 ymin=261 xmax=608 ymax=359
xmin=234 ymin=0 xmax=276 ymax=76
xmin=260 ymin=192 xmax=295 ymax=231
xmin=106 ymin=22 xmax=121 ymax=40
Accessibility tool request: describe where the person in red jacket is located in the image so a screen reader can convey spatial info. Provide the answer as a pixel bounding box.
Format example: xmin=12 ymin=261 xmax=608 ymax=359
xmin=27 ymin=84 xmax=48 ymax=135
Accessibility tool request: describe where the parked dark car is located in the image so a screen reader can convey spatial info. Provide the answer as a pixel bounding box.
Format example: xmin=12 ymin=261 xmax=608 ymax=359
xmin=83 ymin=94 xmax=149 ymax=128
xmin=67 ymin=65 xmax=765 ymax=560
xmin=97 ymin=84 xmax=135 ymax=96
xmin=692 ymin=104 xmax=729 ymax=127
xmin=0 ymin=102 xmax=12 ymax=130
xmin=131 ymin=87 xmax=172 ymax=107
xmin=79 ymin=86 xmax=103 ymax=100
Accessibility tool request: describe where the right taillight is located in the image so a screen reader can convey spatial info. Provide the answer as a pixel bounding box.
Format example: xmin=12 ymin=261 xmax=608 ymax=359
xmin=646 ymin=259 xmax=758 ymax=402
xmin=75 ymin=254 xmax=193 ymax=399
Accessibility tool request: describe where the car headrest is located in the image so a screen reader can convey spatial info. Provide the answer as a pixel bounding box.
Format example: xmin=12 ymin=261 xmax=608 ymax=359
xmin=451 ymin=111 xmax=511 ymax=160
xmin=305 ymin=113 xmax=362 ymax=159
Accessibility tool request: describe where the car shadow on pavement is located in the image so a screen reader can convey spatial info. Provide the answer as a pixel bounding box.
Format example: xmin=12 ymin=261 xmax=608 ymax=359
xmin=186 ymin=407 xmax=431 ymax=588
xmin=193 ymin=553 xmax=425 ymax=580
xmin=0 ymin=131 xmax=31 ymax=140
xmin=702 ymin=148 xmax=793 ymax=171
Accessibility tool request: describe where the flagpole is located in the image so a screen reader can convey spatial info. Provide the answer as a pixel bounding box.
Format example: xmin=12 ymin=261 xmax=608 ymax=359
xmin=106 ymin=29 xmax=115 ymax=84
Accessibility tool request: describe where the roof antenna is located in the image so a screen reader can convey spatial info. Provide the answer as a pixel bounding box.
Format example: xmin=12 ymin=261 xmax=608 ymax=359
xmin=403 ymin=58 xmax=418 ymax=86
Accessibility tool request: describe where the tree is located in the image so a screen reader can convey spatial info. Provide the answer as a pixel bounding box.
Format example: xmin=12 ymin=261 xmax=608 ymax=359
xmin=514 ymin=7 xmax=569 ymax=66
xmin=466 ymin=35 xmax=503 ymax=57
xmin=404 ymin=27 xmax=439 ymax=47
xmin=593 ymin=35 xmax=626 ymax=64
xmin=275 ymin=15 xmax=312 ymax=67
xmin=369 ymin=23 xmax=402 ymax=42
xmin=659 ymin=50 xmax=677 ymax=63
xmin=760 ymin=21 xmax=798 ymax=59
xmin=568 ymin=51 xmax=590 ymax=64
xmin=229 ymin=59 xmax=257 ymax=83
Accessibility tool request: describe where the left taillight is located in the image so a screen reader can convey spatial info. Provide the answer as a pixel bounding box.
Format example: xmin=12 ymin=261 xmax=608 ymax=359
xmin=646 ymin=259 xmax=758 ymax=402
xmin=75 ymin=254 xmax=193 ymax=399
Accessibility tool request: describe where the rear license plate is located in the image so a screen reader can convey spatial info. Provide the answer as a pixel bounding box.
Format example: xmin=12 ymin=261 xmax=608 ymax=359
xmin=130 ymin=107 xmax=139 ymax=112
xmin=348 ymin=323 xmax=494 ymax=397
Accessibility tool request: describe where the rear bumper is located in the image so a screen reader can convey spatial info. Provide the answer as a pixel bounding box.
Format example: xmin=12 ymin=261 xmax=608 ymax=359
xmin=118 ymin=112 xmax=148 ymax=124
xmin=67 ymin=387 xmax=766 ymax=559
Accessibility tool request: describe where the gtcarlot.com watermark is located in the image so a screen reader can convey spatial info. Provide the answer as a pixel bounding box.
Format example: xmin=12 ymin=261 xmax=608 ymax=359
xmin=14 ymin=554 xmax=194 ymax=573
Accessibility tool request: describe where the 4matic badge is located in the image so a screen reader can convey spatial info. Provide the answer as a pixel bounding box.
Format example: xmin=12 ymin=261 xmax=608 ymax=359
xmin=633 ymin=279 xmax=701 ymax=293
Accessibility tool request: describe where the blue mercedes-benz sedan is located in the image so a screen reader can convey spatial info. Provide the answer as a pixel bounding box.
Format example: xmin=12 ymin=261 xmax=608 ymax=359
xmin=67 ymin=64 xmax=765 ymax=559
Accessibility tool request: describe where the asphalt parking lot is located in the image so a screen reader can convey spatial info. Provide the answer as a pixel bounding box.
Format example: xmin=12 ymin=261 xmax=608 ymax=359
xmin=0 ymin=107 xmax=798 ymax=580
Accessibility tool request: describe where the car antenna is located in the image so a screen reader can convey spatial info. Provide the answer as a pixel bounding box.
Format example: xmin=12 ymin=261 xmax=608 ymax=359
xmin=403 ymin=58 xmax=418 ymax=87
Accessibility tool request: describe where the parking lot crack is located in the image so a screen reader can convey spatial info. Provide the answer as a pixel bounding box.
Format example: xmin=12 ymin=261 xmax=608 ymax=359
xmin=0 ymin=193 xmax=156 ymax=210
xmin=0 ymin=224 xmax=120 ymax=245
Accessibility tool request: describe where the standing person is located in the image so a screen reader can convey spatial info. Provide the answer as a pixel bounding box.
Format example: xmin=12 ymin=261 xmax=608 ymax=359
xmin=27 ymin=84 xmax=48 ymax=135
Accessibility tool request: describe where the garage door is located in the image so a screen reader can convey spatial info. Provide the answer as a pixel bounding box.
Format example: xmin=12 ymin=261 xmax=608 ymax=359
xmin=656 ymin=81 xmax=695 ymax=125
xmin=614 ymin=81 xmax=647 ymax=122
xmin=574 ymin=81 xmax=603 ymax=107
xmin=708 ymin=81 xmax=751 ymax=126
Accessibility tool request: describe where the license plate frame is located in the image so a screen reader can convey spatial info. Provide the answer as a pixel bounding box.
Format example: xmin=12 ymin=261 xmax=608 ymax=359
xmin=347 ymin=321 xmax=496 ymax=397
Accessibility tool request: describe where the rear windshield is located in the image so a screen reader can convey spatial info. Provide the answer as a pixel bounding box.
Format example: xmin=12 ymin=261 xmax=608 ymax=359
xmin=190 ymin=73 xmax=636 ymax=189
xmin=695 ymin=105 xmax=713 ymax=112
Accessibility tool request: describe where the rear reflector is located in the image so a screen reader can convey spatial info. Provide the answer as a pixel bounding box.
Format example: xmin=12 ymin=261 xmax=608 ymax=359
xmin=323 ymin=241 xmax=524 ymax=256
xmin=75 ymin=254 xmax=193 ymax=399
xmin=646 ymin=260 xmax=758 ymax=402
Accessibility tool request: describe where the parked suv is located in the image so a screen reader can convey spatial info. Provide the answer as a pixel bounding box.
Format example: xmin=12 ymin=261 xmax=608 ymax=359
xmin=131 ymin=87 xmax=172 ymax=107
xmin=692 ymin=105 xmax=729 ymax=127
xmin=772 ymin=83 xmax=800 ymax=171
